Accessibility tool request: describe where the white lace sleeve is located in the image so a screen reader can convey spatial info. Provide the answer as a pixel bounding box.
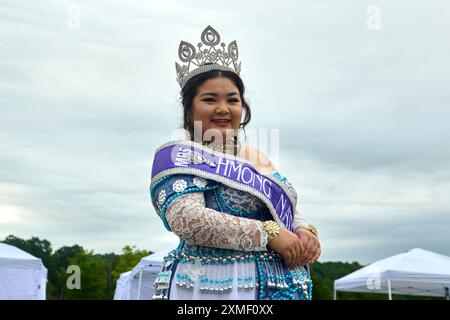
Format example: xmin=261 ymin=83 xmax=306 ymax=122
xmin=165 ymin=192 xmax=269 ymax=251
xmin=293 ymin=207 xmax=309 ymax=232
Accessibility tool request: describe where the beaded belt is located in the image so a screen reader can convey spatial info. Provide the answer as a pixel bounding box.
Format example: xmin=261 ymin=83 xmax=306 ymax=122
xmin=153 ymin=246 xmax=312 ymax=300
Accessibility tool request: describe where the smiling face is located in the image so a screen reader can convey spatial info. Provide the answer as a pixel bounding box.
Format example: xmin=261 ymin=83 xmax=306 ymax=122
xmin=191 ymin=77 xmax=243 ymax=144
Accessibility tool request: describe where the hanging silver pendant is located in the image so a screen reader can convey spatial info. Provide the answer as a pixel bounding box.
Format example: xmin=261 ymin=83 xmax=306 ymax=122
xmin=188 ymin=150 xmax=216 ymax=167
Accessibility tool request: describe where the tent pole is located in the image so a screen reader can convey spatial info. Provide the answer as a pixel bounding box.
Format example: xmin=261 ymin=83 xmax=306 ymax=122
xmin=137 ymin=269 xmax=143 ymax=300
xmin=387 ymin=279 xmax=392 ymax=300
xmin=333 ymin=282 xmax=337 ymax=300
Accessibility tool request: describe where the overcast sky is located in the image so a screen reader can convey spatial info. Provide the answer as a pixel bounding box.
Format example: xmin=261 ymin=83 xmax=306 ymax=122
xmin=1 ymin=0 xmax=449 ymax=265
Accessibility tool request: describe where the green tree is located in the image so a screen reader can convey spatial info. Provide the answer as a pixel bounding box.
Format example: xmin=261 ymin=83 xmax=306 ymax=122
xmin=310 ymin=261 xmax=364 ymax=300
xmin=62 ymin=249 xmax=110 ymax=299
xmin=1 ymin=235 xmax=153 ymax=300
xmin=99 ymin=252 xmax=120 ymax=299
xmin=112 ymin=245 xmax=150 ymax=288
xmin=48 ymin=245 xmax=84 ymax=299
xmin=2 ymin=234 xmax=53 ymax=268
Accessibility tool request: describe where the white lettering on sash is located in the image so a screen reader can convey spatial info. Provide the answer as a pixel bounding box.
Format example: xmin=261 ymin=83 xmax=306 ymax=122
xmin=215 ymin=157 xmax=230 ymax=176
xmin=253 ymin=174 xmax=263 ymax=191
xmin=227 ymin=160 xmax=243 ymax=180
xmin=174 ymin=147 xmax=191 ymax=167
xmin=211 ymin=155 xmax=286 ymax=214
xmin=284 ymin=206 xmax=293 ymax=227
xmin=241 ymin=167 xmax=253 ymax=184
xmin=262 ymin=178 xmax=272 ymax=198
xmin=216 ymin=156 xmax=274 ymax=200
xmin=170 ymin=148 xmax=290 ymax=223
xmin=276 ymin=193 xmax=288 ymax=219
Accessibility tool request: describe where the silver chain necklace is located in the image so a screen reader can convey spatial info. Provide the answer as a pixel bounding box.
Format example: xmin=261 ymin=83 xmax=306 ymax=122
xmin=202 ymin=138 xmax=242 ymax=157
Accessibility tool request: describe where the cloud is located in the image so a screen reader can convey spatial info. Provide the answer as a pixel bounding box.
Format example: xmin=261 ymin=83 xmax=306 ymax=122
xmin=1 ymin=0 xmax=449 ymax=264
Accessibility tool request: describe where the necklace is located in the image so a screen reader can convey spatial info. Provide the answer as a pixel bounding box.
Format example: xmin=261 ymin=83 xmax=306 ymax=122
xmin=202 ymin=137 xmax=242 ymax=157
xmin=184 ymin=130 xmax=242 ymax=157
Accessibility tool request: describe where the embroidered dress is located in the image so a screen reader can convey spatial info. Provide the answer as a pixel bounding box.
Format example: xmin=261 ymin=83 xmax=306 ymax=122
xmin=150 ymin=141 xmax=312 ymax=300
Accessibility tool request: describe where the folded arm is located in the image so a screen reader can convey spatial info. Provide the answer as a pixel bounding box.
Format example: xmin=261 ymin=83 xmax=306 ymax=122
xmin=165 ymin=191 xmax=269 ymax=251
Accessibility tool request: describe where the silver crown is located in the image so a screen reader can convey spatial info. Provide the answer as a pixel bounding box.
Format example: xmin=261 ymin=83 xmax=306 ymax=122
xmin=175 ymin=25 xmax=241 ymax=89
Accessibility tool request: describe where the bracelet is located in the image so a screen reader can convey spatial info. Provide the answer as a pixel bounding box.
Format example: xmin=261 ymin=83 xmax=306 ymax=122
xmin=305 ymin=224 xmax=319 ymax=238
xmin=263 ymin=220 xmax=280 ymax=242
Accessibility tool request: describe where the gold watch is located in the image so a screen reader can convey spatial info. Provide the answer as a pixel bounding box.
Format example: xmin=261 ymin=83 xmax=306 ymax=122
xmin=263 ymin=220 xmax=280 ymax=242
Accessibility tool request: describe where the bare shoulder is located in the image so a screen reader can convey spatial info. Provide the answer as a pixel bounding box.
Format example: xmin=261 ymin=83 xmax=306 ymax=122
xmin=241 ymin=145 xmax=276 ymax=171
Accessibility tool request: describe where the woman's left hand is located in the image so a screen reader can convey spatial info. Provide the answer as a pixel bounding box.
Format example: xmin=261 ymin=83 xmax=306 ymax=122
xmin=295 ymin=228 xmax=321 ymax=265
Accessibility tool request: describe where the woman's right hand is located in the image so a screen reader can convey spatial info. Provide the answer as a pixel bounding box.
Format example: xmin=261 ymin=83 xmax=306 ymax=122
xmin=267 ymin=227 xmax=304 ymax=268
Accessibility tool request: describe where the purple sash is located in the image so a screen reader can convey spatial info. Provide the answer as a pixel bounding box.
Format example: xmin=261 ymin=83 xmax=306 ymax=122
xmin=151 ymin=141 xmax=295 ymax=231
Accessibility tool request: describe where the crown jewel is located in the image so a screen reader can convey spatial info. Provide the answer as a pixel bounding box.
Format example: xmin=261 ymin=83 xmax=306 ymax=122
xmin=175 ymin=25 xmax=242 ymax=88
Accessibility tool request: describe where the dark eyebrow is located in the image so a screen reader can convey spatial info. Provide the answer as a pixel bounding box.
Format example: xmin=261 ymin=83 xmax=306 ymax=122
xmin=200 ymin=92 xmax=239 ymax=97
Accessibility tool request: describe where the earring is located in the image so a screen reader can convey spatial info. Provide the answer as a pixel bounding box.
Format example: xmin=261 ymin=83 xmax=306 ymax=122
xmin=234 ymin=135 xmax=242 ymax=157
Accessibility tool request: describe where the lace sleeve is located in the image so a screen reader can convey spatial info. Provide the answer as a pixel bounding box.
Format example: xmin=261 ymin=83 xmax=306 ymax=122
xmin=293 ymin=207 xmax=308 ymax=232
xmin=165 ymin=192 xmax=269 ymax=252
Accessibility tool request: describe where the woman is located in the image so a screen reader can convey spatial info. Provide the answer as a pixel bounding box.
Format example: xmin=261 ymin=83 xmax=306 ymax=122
xmin=150 ymin=26 xmax=320 ymax=300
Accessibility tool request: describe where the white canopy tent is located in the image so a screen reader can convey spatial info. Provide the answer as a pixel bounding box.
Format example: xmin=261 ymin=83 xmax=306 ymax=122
xmin=0 ymin=243 xmax=48 ymax=300
xmin=334 ymin=248 xmax=450 ymax=300
xmin=114 ymin=248 xmax=171 ymax=300
xmin=113 ymin=271 xmax=132 ymax=300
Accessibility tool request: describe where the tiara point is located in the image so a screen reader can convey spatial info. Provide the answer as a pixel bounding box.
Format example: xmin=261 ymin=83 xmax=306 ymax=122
xmin=178 ymin=41 xmax=196 ymax=63
xmin=201 ymin=25 xmax=221 ymax=46
xmin=228 ymin=40 xmax=239 ymax=61
xmin=175 ymin=26 xmax=242 ymax=88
